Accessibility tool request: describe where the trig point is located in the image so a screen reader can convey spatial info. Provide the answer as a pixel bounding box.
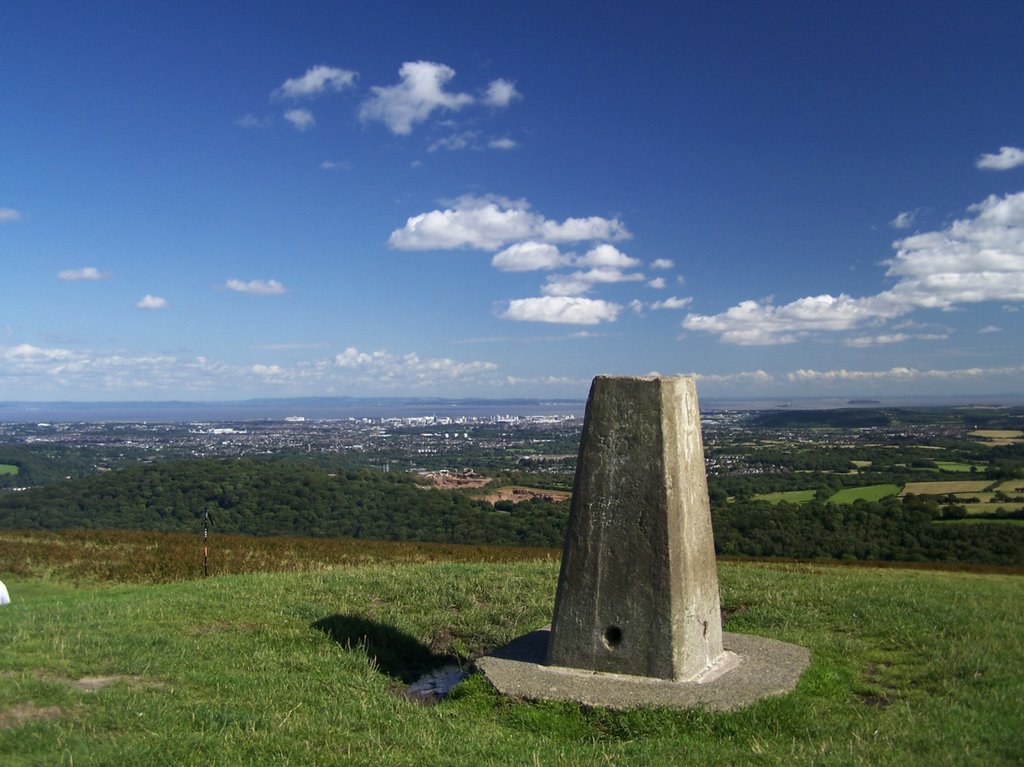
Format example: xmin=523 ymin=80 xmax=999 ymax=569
xmin=547 ymin=375 xmax=723 ymax=680
xmin=477 ymin=375 xmax=810 ymax=711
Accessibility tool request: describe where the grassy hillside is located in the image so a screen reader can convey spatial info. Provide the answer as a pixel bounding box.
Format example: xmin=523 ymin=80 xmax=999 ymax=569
xmin=1 ymin=547 xmax=1022 ymax=765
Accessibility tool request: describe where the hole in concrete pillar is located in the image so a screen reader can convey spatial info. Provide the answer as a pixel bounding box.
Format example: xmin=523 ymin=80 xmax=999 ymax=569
xmin=602 ymin=625 xmax=623 ymax=650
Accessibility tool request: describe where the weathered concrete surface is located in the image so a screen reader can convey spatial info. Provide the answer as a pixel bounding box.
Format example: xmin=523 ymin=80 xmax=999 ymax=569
xmin=479 ymin=374 xmax=811 ymax=711
xmin=547 ymin=375 xmax=723 ymax=681
xmin=478 ymin=627 xmax=810 ymax=712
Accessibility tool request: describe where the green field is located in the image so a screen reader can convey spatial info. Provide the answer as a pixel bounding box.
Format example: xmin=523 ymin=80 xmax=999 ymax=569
xmin=970 ymin=430 xmax=1024 ymax=439
xmin=939 ymin=518 xmax=1024 ymax=526
xmin=947 ymin=495 xmax=1024 ymax=515
xmin=753 ymin=485 xmax=901 ymax=505
xmin=934 ymin=461 xmax=985 ymax=473
xmin=969 ymin=430 xmax=1024 ymax=446
xmin=753 ymin=489 xmax=816 ymax=504
xmin=2 ymin=534 xmax=1023 ymax=766
xmin=996 ymin=479 xmax=1024 ymax=494
xmin=0 ymin=464 xmax=18 ymax=476
xmin=965 ymin=504 xmax=1024 ymax=515
xmin=827 ymin=484 xmax=901 ymax=504
xmin=901 ymin=480 xmax=993 ymax=496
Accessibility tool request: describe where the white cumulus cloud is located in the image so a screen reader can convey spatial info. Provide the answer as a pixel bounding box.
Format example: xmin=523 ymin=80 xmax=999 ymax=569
xmin=542 ymin=275 xmax=594 ymax=297
xmin=693 ymin=369 xmax=774 ymax=385
xmin=390 ymin=196 xmax=642 ymax=327
xmin=844 ymin=332 xmax=947 ymax=347
xmin=684 ymin=191 xmax=1024 ymax=344
xmin=388 ymin=195 xmax=630 ymax=251
xmin=542 ymin=267 xmax=644 ymax=297
xmin=0 ymin=208 xmax=23 ymax=222
xmin=647 ymin=277 xmax=666 ymax=289
xmin=787 ymin=365 xmax=1024 ymax=383
xmin=276 ymin=65 xmax=357 ymax=99
xmin=360 ymin=61 xmax=474 ymax=135
xmin=428 ymin=131 xmax=477 ymax=152
xmin=890 ymin=210 xmax=916 ymax=229
xmin=541 ymin=217 xmax=631 ymax=245
xmin=976 ymin=146 xmax=1024 ymax=171
xmin=226 ymin=279 xmax=287 ymax=295
xmin=488 ymin=137 xmax=518 ymax=150
xmin=333 ymin=346 xmax=498 ymax=383
xmin=284 ymin=108 xmax=315 ymax=131
xmin=683 ymin=294 xmax=894 ymax=345
xmin=491 ymin=242 xmax=570 ymax=272
xmin=650 ymin=296 xmax=693 ymax=310
xmin=576 ymin=267 xmax=645 ymax=284
xmin=650 ymin=258 xmax=674 ymax=270
xmin=137 ymin=294 xmax=168 ymax=310
xmin=575 ymin=243 xmax=640 ymax=269
xmin=58 ymin=267 xmax=109 ymax=281
xmin=483 ymin=78 xmax=522 ymax=107
xmin=3 ymin=343 xmax=75 ymax=362
xmin=0 ymin=343 xmax=507 ymax=398
xmin=501 ymin=296 xmax=622 ymax=324
xmin=251 ymin=363 xmax=286 ymax=377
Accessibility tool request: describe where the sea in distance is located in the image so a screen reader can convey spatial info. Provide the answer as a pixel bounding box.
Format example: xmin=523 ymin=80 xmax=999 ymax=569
xmin=0 ymin=397 xmax=586 ymax=423
xmin=1 ymin=393 xmax=1022 ymax=423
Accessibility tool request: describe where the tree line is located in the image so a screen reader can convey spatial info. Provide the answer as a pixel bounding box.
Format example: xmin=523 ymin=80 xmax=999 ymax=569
xmin=714 ymin=496 xmax=1024 ymax=565
xmin=0 ymin=458 xmax=566 ymax=548
xmin=1 ymin=457 xmax=1022 ymax=565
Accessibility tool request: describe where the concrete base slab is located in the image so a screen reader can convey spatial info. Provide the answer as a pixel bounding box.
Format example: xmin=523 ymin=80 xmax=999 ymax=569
xmin=476 ymin=628 xmax=810 ymax=712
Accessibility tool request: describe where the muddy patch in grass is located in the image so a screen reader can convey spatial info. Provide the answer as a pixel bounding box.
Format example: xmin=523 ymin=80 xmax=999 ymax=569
xmin=69 ymin=675 xmax=156 ymax=692
xmin=858 ymin=663 xmax=899 ymax=708
xmin=858 ymin=691 xmax=894 ymax=708
xmin=4 ymin=670 xmax=165 ymax=693
xmin=0 ymin=703 xmax=63 ymax=729
xmin=428 ymin=627 xmax=458 ymax=655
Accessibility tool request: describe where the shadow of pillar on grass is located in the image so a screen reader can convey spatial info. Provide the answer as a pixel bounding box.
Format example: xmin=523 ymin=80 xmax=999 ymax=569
xmin=312 ymin=614 xmax=459 ymax=683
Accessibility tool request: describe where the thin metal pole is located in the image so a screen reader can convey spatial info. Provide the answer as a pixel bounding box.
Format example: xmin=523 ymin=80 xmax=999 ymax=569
xmin=203 ymin=508 xmax=210 ymax=577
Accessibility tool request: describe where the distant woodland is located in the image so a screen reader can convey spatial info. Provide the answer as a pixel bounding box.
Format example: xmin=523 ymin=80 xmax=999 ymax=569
xmin=0 ymin=459 xmax=567 ymax=548
xmin=1 ymin=456 xmax=1023 ymax=565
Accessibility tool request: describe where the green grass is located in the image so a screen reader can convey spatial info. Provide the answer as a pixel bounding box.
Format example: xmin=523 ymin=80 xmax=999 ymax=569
xmin=2 ymin=559 xmax=1023 ymax=765
xmin=902 ymin=480 xmax=993 ymax=496
xmin=962 ymin=503 xmax=1024 ymax=515
xmin=754 ymin=485 xmax=901 ymax=506
xmin=753 ymin=489 xmax=816 ymax=504
xmin=940 ymin=518 xmax=1024 ymax=525
xmin=0 ymin=464 xmax=18 ymax=476
xmin=827 ymin=484 xmax=901 ymax=504
xmin=995 ymin=479 xmax=1024 ymax=494
xmin=934 ymin=461 xmax=985 ymax=473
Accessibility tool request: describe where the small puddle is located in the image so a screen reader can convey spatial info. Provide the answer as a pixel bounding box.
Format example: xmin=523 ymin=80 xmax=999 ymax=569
xmin=400 ymin=665 xmax=468 ymax=704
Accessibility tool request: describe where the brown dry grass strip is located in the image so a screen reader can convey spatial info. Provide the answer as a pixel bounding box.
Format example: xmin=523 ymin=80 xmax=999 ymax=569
xmin=0 ymin=703 xmax=63 ymax=729
xmin=0 ymin=529 xmax=558 ymax=584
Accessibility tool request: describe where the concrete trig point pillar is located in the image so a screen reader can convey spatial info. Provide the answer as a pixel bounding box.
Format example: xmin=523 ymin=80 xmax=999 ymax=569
xmin=477 ymin=374 xmax=810 ymax=711
xmin=547 ymin=375 xmax=723 ymax=680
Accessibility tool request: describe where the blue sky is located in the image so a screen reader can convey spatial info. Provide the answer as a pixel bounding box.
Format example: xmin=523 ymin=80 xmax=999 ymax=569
xmin=2 ymin=1 xmax=1023 ymax=402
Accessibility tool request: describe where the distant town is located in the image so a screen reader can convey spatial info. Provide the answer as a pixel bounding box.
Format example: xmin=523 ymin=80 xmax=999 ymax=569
xmin=2 ymin=403 xmax=1023 ymax=565
xmin=1 ymin=404 xmax=1019 ymax=486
